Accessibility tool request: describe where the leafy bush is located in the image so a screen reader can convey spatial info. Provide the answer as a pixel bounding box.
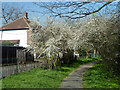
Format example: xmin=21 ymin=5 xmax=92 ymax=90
xmin=2 ymin=41 xmax=14 ymax=46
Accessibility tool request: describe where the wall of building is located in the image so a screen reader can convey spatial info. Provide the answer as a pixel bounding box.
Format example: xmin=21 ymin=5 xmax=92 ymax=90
xmin=1 ymin=30 xmax=27 ymax=47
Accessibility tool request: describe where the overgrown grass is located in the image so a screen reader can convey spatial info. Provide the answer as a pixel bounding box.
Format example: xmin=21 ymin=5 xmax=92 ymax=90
xmin=76 ymin=57 xmax=101 ymax=65
xmin=82 ymin=62 xmax=120 ymax=88
xmin=2 ymin=57 xmax=99 ymax=88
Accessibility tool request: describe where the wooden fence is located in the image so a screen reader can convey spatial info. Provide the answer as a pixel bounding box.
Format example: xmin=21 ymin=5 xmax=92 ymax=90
xmin=0 ymin=45 xmax=34 ymax=65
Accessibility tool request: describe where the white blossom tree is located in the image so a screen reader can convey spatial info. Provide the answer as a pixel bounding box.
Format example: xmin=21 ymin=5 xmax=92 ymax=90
xmin=74 ymin=15 xmax=119 ymax=73
xmin=29 ymin=15 xmax=119 ymax=73
xmin=28 ymin=17 xmax=75 ymax=69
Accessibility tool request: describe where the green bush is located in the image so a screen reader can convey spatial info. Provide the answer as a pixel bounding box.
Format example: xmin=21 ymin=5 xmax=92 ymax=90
xmin=2 ymin=41 xmax=14 ymax=46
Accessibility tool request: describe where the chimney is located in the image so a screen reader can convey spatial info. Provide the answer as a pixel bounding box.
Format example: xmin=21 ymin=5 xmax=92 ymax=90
xmin=23 ymin=12 xmax=28 ymax=19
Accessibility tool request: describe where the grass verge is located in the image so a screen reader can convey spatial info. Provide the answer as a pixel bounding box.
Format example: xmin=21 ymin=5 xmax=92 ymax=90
xmin=2 ymin=57 xmax=99 ymax=88
xmin=82 ymin=63 xmax=120 ymax=88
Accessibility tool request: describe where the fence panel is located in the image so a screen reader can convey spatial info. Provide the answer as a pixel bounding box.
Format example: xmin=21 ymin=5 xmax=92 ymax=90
xmin=1 ymin=46 xmax=34 ymax=65
xmin=0 ymin=46 xmax=36 ymax=78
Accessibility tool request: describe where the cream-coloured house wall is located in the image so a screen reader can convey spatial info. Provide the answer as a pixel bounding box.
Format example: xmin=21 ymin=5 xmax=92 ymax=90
xmin=0 ymin=30 xmax=28 ymax=47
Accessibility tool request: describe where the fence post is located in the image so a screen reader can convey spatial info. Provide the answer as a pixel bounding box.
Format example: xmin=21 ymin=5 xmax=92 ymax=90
xmin=16 ymin=49 xmax=18 ymax=72
xmin=16 ymin=49 xmax=21 ymax=72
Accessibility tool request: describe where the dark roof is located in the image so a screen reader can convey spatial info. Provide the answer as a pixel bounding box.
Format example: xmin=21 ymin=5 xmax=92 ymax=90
xmin=2 ymin=17 xmax=30 ymax=30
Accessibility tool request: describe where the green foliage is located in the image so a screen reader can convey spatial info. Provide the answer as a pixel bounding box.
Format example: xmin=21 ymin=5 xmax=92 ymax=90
xmin=78 ymin=48 xmax=86 ymax=57
xmin=2 ymin=57 xmax=97 ymax=88
xmin=2 ymin=41 xmax=14 ymax=46
xmin=0 ymin=80 xmax=2 ymax=90
xmin=91 ymin=57 xmax=101 ymax=61
xmin=82 ymin=63 xmax=120 ymax=88
xmin=77 ymin=57 xmax=100 ymax=64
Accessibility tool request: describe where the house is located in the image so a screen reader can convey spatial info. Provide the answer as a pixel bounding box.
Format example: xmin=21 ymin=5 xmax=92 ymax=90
xmin=0 ymin=12 xmax=31 ymax=47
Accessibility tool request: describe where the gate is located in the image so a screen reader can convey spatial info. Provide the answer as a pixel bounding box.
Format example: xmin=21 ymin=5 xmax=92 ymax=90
xmin=16 ymin=49 xmax=26 ymax=72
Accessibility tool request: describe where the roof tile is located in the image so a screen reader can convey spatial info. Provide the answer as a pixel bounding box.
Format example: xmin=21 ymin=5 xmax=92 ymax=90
xmin=2 ymin=17 xmax=30 ymax=30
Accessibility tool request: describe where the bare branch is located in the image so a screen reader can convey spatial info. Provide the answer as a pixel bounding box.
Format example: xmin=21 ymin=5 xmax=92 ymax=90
xmin=32 ymin=2 xmax=112 ymax=19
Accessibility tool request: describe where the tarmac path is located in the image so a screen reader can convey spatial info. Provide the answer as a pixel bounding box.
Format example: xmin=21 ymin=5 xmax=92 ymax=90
xmin=60 ymin=62 xmax=95 ymax=88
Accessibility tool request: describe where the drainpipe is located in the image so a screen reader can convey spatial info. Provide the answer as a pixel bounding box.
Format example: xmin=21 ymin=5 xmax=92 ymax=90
xmin=0 ymin=30 xmax=3 ymax=46
xmin=1 ymin=30 xmax=2 ymax=40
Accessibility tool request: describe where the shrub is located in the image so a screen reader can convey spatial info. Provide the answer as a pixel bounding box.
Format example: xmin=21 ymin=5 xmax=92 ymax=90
xmin=2 ymin=41 xmax=14 ymax=46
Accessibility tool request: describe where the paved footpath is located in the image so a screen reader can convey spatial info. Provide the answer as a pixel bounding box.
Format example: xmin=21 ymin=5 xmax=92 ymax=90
xmin=60 ymin=62 xmax=95 ymax=88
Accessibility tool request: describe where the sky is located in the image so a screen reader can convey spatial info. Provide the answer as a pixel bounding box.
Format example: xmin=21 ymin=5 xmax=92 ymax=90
xmin=1 ymin=2 xmax=45 ymax=21
xmin=1 ymin=0 xmax=119 ymax=26
xmin=0 ymin=0 xmax=119 ymax=2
